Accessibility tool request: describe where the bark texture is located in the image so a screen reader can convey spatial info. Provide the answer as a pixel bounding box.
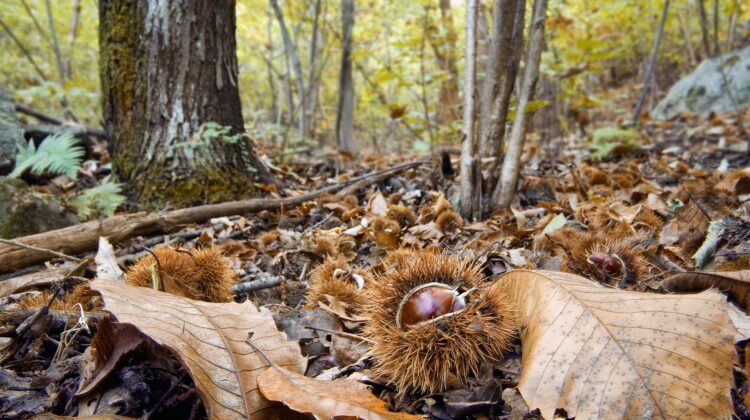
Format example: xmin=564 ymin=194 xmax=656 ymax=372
xmin=477 ymin=0 xmax=525 ymax=160
xmin=336 ymin=0 xmax=357 ymax=153
xmin=459 ymin=0 xmax=480 ymax=219
xmin=99 ymin=0 xmax=270 ymax=208
xmin=494 ymin=0 xmax=548 ymax=208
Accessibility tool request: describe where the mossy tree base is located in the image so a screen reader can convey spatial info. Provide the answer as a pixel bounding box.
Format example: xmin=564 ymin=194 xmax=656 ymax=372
xmin=99 ymin=0 xmax=271 ymax=210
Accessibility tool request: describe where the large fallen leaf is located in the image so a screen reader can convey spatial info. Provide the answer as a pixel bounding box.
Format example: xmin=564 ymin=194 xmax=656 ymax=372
xmin=664 ymin=270 xmax=750 ymax=311
xmin=495 ymin=269 xmax=741 ymax=419
xmin=89 ymin=280 xmax=306 ymax=419
xmin=257 ymin=367 xmax=418 ymax=419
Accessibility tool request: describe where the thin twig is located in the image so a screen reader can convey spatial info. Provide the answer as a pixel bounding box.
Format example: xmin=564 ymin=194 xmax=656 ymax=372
xmin=305 ymin=326 xmax=375 ymax=343
xmin=303 ymin=212 xmax=333 ymax=234
xmin=230 ymin=276 xmax=281 ymax=294
xmin=143 ymin=372 xmax=188 ymax=420
xmin=13 ymin=103 xmax=109 ymax=138
xmin=19 ymin=0 xmax=53 ymax=48
xmin=0 ymin=238 xmax=81 ymax=263
xmin=245 ymin=332 xmax=286 ymax=373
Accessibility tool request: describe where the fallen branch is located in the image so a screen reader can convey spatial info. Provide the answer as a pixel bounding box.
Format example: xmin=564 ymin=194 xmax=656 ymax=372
xmin=0 ymin=159 xmax=428 ymax=274
xmin=230 ymin=276 xmax=282 ymax=294
xmin=14 ymin=103 xmax=109 ymax=139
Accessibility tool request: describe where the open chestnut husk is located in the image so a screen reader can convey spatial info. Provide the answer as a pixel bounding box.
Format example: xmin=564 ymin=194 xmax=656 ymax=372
xmin=363 ymin=250 xmax=516 ymax=395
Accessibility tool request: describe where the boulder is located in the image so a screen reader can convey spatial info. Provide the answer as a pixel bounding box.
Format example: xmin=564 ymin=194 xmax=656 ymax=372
xmin=652 ymin=47 xmax=750 ymax=119
xmin=0 ymin=90 xmax=23 ymax=173
xmin=0 ymin=176 xmax=79 ymax=239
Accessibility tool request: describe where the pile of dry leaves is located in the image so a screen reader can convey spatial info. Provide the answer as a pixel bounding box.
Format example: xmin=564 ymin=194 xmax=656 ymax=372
xmin=1 ymin=109 xmax=749 ymax=419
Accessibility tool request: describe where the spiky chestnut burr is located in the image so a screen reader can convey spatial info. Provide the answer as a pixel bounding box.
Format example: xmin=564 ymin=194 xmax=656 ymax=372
xmin=363 ymin=250 xmax=515 ymax=395
xmin=306 ymin=257 xmax=371 ymax=311
xmin=126 ymin=246 xmax=235 ymax=302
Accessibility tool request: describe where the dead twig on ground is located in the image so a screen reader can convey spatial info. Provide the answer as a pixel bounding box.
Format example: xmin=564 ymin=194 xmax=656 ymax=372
xmin=0 ymin=159 xmax=429 ymax=274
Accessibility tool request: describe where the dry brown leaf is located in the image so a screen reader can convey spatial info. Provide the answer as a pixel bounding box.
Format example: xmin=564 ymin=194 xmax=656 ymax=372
xmin=715 ymin=168 xmax=750 ymax=195
xmin=607 ymin=202 xmax=642 ymax=224
xmin=0 ymin=264 xmax=75 ymax=298
xmin=89 ymin=279 xmax=306 ymax=419
xmin=495 ymin=269 xmax=740 ymax=419
xmin=95 ymin=237 xmax=124 ymax=282
xmin=368 ymin=191 xmax=388 ymax=216
xmin=658 ymin=200 xmax=710 ymax=260
xmin=407 ymin=222 xmax=443 ymax=242
xmin=257 ymin=367 xmax=419 ymax=419
xmin=664 ymin=270 xmax=750 ymax=311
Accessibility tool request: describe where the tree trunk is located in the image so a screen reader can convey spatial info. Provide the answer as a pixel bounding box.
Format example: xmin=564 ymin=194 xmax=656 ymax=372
xmin=270 ymin=0 xmax=306 ymax=144
xmin=711 ymin=0 xmax=719 ymax=55
xmin=633 ymin=0 xmax=670 ymax=125
xmin=99 ymin=0 xmax=271 ymax=209
xmin=265 ymin=10 xmax=279 ymax=127
xmin=336 ymin=0 xmax=357 ymax=153
xmin=459 ymin=0 xmax=480 ymax=219
xmin=482 ymin=0 xmax=525 ymax=212
xmin=306 ymin=0 xmax=323 ymax=140
xmin=477 ymin=0 xmax=520 ymax=159
xmin=696 ymin=0 xmax=712 ymax=59
xmin=493 ymin=0 xmax=548 ymax=209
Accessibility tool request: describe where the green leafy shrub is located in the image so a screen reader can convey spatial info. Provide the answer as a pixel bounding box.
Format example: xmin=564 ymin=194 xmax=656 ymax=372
xmin=11 ymin=131 xmax=84 ymax=179
xmin=588 ymin=127 xmax=640 ymax=160
xmin=71 ymin=176 xmax=126 ymax=221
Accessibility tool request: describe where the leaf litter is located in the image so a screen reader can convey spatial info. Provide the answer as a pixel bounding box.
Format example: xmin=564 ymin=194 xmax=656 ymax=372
xmin=1 ymin=109 xmax=750 ymax=418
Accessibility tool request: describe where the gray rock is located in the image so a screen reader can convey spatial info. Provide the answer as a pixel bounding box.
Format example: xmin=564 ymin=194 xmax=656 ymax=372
xmin=0 ymin=176 xmax=79 ymax=239
xmin=652 ymin=47 xmax=750 ymax=119
xmin=0 ymin=90 xmax=23 ymax=172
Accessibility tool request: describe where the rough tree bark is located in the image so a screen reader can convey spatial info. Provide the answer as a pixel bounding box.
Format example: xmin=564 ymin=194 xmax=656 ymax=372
xmin=479 ymin=0 xmax=525 ymax=215
xmin=306 ymin=0 xmax=323 ymax=139
xmin=459 ymin=0 xmax=480 ymax=219
xmin=477 ymin=0 xmax=522 ymax=160
xmin=99 ymin=0 xmax=271 ymax=208
xmin=336 ymin=0 xmax=357 ymax=153
xmin=493 ymin=0 xmax=548 ymax=208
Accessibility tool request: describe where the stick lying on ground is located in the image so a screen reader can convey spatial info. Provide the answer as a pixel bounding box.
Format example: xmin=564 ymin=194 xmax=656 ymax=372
xmin=0 ymin=159 xmax=429 ymax=275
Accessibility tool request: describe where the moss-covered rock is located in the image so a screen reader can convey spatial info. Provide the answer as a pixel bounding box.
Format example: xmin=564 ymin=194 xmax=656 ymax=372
xmin=0 ymin=177 xmax=79 ymax=238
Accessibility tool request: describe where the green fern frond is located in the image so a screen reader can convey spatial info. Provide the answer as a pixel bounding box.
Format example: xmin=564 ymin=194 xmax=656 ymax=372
xmin=71 ymin=177 xmax=126 ymax=221
xmin=11 ymin=131 xmax=85 ymax=179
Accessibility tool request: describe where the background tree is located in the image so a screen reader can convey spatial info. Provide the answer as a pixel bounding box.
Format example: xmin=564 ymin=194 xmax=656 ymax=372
xmin=460 ymin=0 xmax=549 ymax=215
xmin=477 ymin=0 xmax=525 ymax=203
xmin=494 ymin=0 xmax=549 ymax=208
xmin=459 ymin=0 xmax=479 ymax=219
xmin=336 ymin=0 xmax=357 ymax=153
xmin=2 ymin=0 xmax=745 ymax=174
xmin=99 ymin=0 xmax=271 ymax=208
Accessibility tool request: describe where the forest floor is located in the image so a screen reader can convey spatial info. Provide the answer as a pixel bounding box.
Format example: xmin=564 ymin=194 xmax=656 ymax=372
xmin=1 ymin=108 xmax=750 ymax=419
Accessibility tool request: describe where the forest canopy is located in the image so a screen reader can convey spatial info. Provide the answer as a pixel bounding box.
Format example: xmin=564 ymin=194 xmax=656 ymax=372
xmin=2 ymin=0 xmax=745 ymax=151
